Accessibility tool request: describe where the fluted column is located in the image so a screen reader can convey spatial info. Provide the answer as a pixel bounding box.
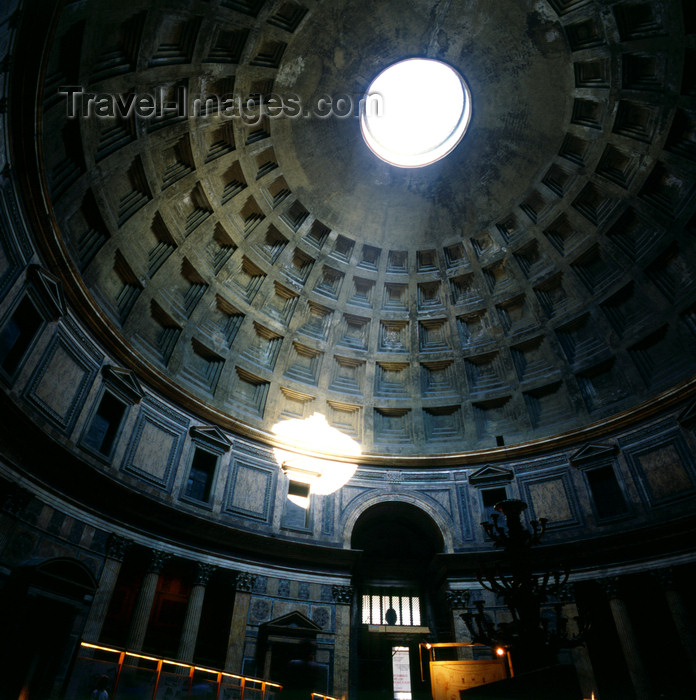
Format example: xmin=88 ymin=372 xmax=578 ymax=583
xmin=652 ymin=568 xmax=696 ymax=681
xmin=225 ymin=572 xmax=256 ymax=673
xmin=445 ymin=589 xmax=472 ymax=643
xmin=177 ymin=563 xmax=216 ymax=662
xmin=0 ymin=484 xmax=32 ymax=557
xmin=332 ymin=585 xmax=354 ymax=700
xmin=561 ymin=600 xmax=597 ymax=698
xmin=126 ymin=549 xmax=170 ymax=652
xmin=82 ymin=535 xmax=132 ymax=642
xmin=599 ymin=577 xmax=652 ymax=700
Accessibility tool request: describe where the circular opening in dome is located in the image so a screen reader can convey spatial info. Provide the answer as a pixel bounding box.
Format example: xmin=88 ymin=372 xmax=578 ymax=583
xmin=360 ymin=58 xmax=471 ymax=168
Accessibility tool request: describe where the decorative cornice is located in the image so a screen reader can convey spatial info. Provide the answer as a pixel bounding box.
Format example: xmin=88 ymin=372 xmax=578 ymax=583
xmin=190 ymin=425 xmax=232 ymax=452
xmin=569 ymin=442 xmax=619 ymax=467
xmin=27 ymin=264 xmax=65 ymax=320
xmin=102 ymin=365 xmax=144 ymax=404
xmin=263 ymin=611 xmax=322 ymax=631
xmin=468 ymin=464 xmax=514 ymax=486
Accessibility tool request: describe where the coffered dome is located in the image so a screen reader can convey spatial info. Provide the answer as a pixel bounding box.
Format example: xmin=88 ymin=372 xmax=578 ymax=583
xmin=36 ymin=0 xmax=696 ymax=459
xmin=4 ymin=5 xmax=696 ymax=698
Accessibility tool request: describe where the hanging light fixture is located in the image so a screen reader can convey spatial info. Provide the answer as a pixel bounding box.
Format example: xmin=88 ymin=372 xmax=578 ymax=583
xmin=457 ymin=499 xmax=589 ymax=672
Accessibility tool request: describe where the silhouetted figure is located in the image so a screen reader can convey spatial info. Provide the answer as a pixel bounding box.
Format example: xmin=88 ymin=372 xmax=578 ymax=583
xmin=282 ymin=640 xmax=323 ymax=700
xmin=90 ymin=675 xmax=109 ymax=700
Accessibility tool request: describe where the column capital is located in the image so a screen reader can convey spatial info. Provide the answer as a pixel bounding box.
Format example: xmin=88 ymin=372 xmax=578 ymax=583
xmin=106 ymin=534 xmax=132 ymax=561
xmin=650 ymin=567 xmax=675 ymax=591
xmin=598 ymin=575 xmax=622 ymax=600
xmin=332 ymin=585 xmax=354 ymax=605
xmin=147 ymin=549 xmax=171 ymax=574
xmin=557 ymin=582 xmax=577 ymax=603
xmin=235 ymin=571 xmax=256 ymax=592
xmin=2 ymin=483 xmax=32 ymax=516
xmin=445 ymin=590 xmax=470 ymax=610
xmin=193 ymin=562 xmax=216 ymax=587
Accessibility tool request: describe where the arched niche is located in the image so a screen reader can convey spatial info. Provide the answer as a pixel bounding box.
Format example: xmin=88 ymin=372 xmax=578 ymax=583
xmin=350 ymin=500 xmax=445 ymax=585
xmin=348 ymin=502 xmax=446 ymax=699
xmin=343 ymin=493 xmax=454 ymax=553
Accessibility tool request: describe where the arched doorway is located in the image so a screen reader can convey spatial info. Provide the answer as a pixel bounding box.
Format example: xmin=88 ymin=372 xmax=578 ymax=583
xmin=350 ymin=502 xmax=445 ymax=700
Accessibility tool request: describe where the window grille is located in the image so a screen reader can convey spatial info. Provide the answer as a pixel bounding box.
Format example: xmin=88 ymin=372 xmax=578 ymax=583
xmin=361 ymin=593 xmax=421 ymax=626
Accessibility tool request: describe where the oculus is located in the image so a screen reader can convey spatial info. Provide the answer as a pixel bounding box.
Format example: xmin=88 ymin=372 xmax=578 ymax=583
xmin=360 ymin=58 xmax=472 ymax=168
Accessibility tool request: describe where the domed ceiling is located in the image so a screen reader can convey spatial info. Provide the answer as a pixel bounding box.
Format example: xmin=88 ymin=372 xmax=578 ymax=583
xmin=35 ymin=0 xmax=696 ymax=459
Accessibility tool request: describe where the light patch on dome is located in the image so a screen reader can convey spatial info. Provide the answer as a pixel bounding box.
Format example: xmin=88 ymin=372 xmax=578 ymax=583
xmin=275 ymin=56 xmax=306 ymax=87
xmin=272 ymin=412 xmax=360 ymax=496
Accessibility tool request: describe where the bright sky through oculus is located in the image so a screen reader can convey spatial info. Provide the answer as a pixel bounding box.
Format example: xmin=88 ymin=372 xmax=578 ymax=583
xmin=361 ymin=58 xmax=471 ymax=168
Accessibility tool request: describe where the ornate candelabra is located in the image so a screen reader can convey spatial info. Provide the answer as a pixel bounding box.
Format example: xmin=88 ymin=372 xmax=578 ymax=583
xmin=460 ymin=499 xmax=587 ymax=671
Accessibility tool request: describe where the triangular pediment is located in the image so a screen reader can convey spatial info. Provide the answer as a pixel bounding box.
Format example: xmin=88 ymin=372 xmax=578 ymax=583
xmin=468 ymin=465 xmax=514 ymax=486
xmin=678 ymin=398 xmax=696 ymax=426
xmin=263 ymin=611 xmax=322 ymax=632
xmin=102 ymin=365 xmax=144 ymax=403
xmin=27 ymin=265 xmax=65 ymax=319
xmin=569 ymin=442 xmax=618 ymax=466
xmin=190 ymin=425 xmax=232 ymax=451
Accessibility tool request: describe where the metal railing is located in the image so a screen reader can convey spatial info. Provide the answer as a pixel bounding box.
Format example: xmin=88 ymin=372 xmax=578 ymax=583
xmin=65 ymin=642 xmax=282 ymax=700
